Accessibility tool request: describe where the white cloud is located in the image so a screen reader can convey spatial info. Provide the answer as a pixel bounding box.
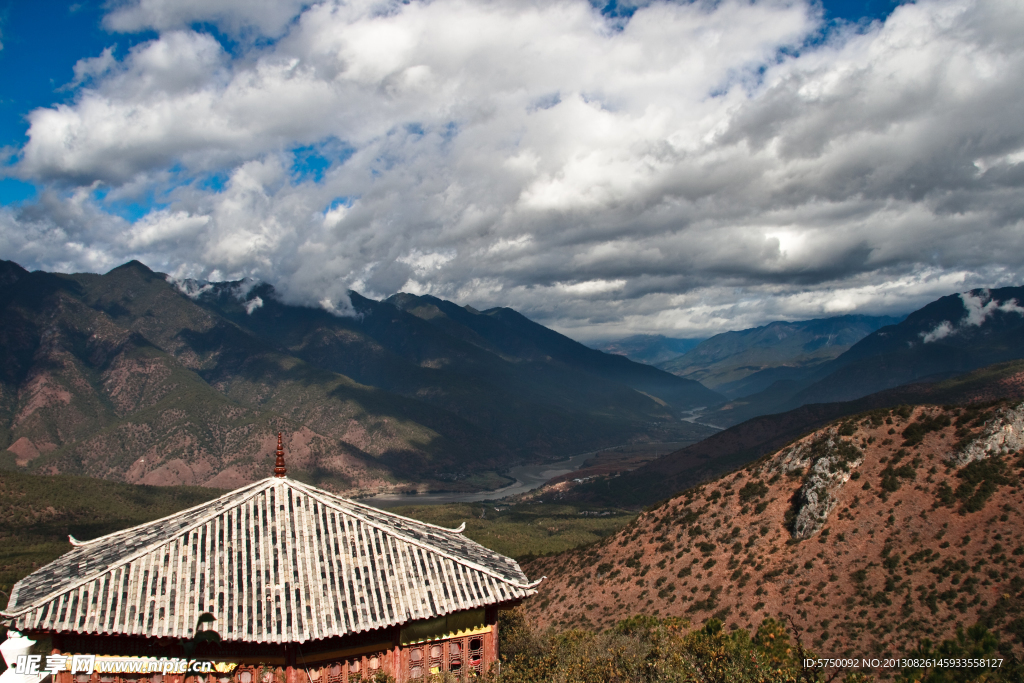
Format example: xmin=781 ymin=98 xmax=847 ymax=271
xmin=319 ymin=295 xmax=358 ymax=318
xmin=244 ymin=296 xmax=263 ymax=314
xmin=960 ymin=291 xmax=1024 ymax=326
xmin=69 ymin=46 xmax=117 ymax=88
xmin=397 ymin=249 xmax=456 ymax=276
xmin=4 ymin=0 xmax=1024 ymax=337
xmin=920 ymin=290 xmax=1024 ymax=343
xmin=103 ymin=0 xmax=312 ymax=38
xmin=962 ymin=290 xmax=998 ymax=327
xmin=1000 ymin=299 xmax=1024 ymax=315
xmin=167 ymin=275 xmax=213 ymax=299
xmin=127 ymin=210 xmax=210 ymax=248
xmin=921 ymin=320 xmax=954 ymax=343
xmin=555 ymin=279 xmax=627 ymax=296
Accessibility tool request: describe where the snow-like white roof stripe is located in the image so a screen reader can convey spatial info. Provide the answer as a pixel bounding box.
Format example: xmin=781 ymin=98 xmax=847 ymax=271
xmin=2 ymin=478 xmax=537 ymax=643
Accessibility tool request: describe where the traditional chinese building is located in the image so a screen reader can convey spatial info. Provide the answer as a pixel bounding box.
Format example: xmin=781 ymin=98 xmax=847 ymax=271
xmin=1 ymin=436 xmax=540 ymax=682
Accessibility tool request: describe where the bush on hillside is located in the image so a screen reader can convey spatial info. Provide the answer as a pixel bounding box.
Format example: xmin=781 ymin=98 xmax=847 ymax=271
xmin=902 ymin=414 xmax=951 ymax=447
xmin=895 ymin=623 xmax=1023 ymax=683
xmin=495 ymin=610 xmax=1022 ymax=683
xmin=955 ymin=457 xmax=1013 ymax=513
xmin=494 ymin=610 xmax=809 ymax=683
xmin=739 ymin=480 xmax=770 ymax=503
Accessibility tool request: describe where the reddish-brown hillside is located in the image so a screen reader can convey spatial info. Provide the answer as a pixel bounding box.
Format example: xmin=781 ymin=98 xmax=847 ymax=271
xmin=525 ymin=401 xmax=1024 ymax=658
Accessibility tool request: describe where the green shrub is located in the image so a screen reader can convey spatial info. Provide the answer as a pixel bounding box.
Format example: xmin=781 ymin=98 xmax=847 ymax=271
xmin=738 ymin=480 xmax=769 ymax=503
xmin=495 ymin=611 xmax=820 ymax=683
xmin=880 ymin=463 xmax=915 ymax=492
xmin=901 ymin=413 xmax=950 ymax=446
xmin=955 ymin=457 xmax=1013 ymax=513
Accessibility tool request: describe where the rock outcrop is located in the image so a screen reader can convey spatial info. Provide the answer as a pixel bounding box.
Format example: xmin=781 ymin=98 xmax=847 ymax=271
xmin=771 ymin=428 xmax=865 ymax=539
xmin=952 ymin=401 xmax=1024 ymax=466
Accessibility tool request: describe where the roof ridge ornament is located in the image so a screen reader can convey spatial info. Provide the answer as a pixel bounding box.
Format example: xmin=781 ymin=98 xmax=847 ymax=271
xmin=274 ymin=432 xmax=287 ymax=478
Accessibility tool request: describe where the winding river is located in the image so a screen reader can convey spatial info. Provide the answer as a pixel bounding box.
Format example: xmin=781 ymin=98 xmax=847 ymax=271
xmin=359 ymin=450 xmax=595 ymax=509
xmin=680 ymin=406 xmax=725 ymax=430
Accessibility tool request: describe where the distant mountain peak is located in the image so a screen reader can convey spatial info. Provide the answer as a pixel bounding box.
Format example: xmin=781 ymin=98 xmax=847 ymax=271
xmin=108 ymin=259 xmax=157 ymax=276
xmin=0 ymin=260 xmax=28 ymax=286
xmin=385 ymin=292 xmax=422 ymax=307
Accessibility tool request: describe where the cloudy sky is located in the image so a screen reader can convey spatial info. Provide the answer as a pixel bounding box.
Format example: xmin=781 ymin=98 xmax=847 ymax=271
xmin=1 ymin=0 xmax=1022 ymax=340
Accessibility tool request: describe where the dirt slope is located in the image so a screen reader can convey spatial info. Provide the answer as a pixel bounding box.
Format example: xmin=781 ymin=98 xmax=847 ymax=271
xmin=525 ymin=401 xmax=1024 ymax=659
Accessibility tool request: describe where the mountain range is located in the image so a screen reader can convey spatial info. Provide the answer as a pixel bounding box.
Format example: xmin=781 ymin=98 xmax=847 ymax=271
xmin=654 ymin=315 xmax=903 ymax=397
xmin=701 ymin=288 xmax=1024 ymax=427
xmin=3 ymin=258 xmax=1024 ymax=508
xmin=0 ymin=260 xmax=718 ymax=492
xmin=589 ymin=335 xmax=705 ymax=366
xmin=588 ymin=289 xmax=1024 ymax=440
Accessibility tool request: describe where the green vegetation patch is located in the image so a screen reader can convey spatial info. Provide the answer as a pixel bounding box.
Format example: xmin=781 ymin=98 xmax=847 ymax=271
xmin=880 ymin=463 xmax=916 ymax=492
xmin=0 ymin=471 xmax=224 ymax=602
xmin=737 ymin=479 xmax=769 ymax=503
xmin=389 ymin=502 xmax=635 ymax=561
xmin=953 ymin=403 xmax=1003 ymax=450
xmin=955 ymin=457 xmax=1015 ymax=513
xmin=933 ymin=455 xmax=1015 ymax=513
xmin=502 ymin=609 xmax=1022 ymax=683
xmin=901 ymin=413 xmax=951 ymax=447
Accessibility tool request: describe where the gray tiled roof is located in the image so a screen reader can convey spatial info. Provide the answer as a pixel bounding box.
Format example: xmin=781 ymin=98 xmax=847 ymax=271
xmin=2 ymin=478 xmax=538 ymax=643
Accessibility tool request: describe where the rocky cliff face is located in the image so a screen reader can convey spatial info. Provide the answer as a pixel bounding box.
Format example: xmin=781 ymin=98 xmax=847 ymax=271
xmin=954 ymin=403 xmax=1024 ymax=466
xmin=771 ymin=429 xmax=865 ymax=540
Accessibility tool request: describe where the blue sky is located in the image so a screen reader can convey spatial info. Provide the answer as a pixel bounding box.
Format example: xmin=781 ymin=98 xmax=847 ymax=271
xmin=1 ymin=0 xmax=1022 ymax=339
xmin=1 ymin=2 xmax=139 ymax=206
xmin=0 ymin=0 xmax=898 ymax=203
